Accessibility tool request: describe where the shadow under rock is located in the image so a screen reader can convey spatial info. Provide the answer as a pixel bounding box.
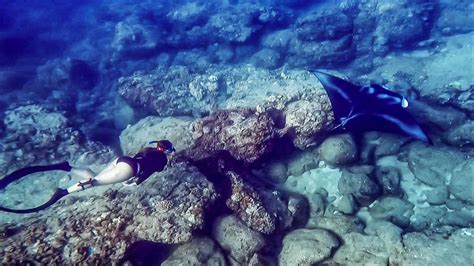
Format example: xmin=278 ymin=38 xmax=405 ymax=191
xmin=69 ymin=59 xmax=100 ymax=91
xmin=194 ymin=151 xmax=236 ymax=230
xmin=118 ymin=240 xmax=175 ymax=266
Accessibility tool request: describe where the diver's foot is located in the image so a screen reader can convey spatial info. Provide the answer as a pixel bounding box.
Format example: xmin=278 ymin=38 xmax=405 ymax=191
xmin=122 ymin=179 xmax=138 ymax=186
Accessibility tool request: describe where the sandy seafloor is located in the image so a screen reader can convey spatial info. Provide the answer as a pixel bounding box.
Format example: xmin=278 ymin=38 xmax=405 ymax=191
xmin=0 ymin=0 xmax=473 ymax=264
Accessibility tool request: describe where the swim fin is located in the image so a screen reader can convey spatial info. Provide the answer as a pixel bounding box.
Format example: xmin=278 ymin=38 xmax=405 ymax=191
xmin=0 ymin=187 xmax=69 ymax=214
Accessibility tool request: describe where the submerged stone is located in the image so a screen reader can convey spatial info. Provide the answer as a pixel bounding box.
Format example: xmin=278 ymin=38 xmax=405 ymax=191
xmin=449 ymin=158 xmax=474 ymax=204
xmin=225 ymin=171 xmax=292 ymax=234
xmin=212 ymin=215 xmax=265 ymax=264
xmin=446 ymin=120 xmax=474 ymax=147
xmin=319 ymin=134 xmax=357 ymax=166
xmin=334 ymin=194 xmax=358 ymax=215
xmin=369 ymin=197 xmax=414 ymax=228
xmin=338 ymin=170 xmax=380 ymax=204
xmin=398 ymin=228 xmax=474 ymax=265
xmin=409 ymin=206 xmax=447 ymax=231
xmin=375 ymin=166 xmax=401 ymax=195
xmin=162 ymin=237 xmax=226 ymax=266
xmin=287 ymin=148 xmax=319 ymax=177
xmin=186 ymin=109 xmax=277 ymax=163
xmin=425 ymin=186 xmax=449 ymax=205
xmin=407 ymin=143 xmax=464 ymax=187
xmin=253 ymin=161 xmax=289 ymax=184
xmin=441 ymin=210 xmax=474 ymax=228
xmin=279 ymin=228 xmax=340 ymax=266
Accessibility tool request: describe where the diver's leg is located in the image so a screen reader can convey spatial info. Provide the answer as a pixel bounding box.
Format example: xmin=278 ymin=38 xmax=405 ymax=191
xmin=96 ymin=158 xmax=120 ymax=175
xmin=93 ymin=162 xmax=134 ymax=185
xmin=69 ymin=158 xmax=120 ymax=179
xmin=66 ymin=161 xmax=134 ymax=193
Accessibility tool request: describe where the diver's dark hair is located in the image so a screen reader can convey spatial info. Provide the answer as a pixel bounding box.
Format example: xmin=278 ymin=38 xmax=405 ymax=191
xmin=157 ymin=140 xmax=173 ymax=150
xmin=149 ymin=139 xmax=175 ymax=152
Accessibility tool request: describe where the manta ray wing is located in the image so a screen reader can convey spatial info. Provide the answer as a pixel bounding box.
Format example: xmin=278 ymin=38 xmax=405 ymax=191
xmin=313 ymin=70 xmax=361 ymax=122
xmin=345 ymin=108 xmax=432 ymax=143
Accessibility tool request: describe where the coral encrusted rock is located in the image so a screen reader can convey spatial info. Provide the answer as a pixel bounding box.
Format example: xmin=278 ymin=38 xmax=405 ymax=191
xmin=212 ymin=215 xmax=266 ymax=264
xmin=279 ymin=228 xmax=340 ymax=266
xmin=186 ymin=108 xmax=277 ymax=163
xmin=225 ymin=171 xmax=293 ymax=234
xmin=117 ymin=65 xmax=224 ymax=117
xmin=0 ymin=104 xmax=116 ymax=175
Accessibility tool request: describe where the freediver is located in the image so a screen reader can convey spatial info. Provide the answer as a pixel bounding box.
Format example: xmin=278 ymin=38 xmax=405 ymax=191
xmin=0 ymin=140 xmax=176 ymax=214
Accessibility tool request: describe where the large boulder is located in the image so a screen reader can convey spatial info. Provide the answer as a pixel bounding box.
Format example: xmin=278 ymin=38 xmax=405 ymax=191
xmin=165 ymin=2 xmax=210 ymax=30
xmin=0 ymin=104 xmax=116 ymax=175
xmin=319 ymin=134 xmax=357 ymax=166
xmin=120 ymin=66 xmax=334 ymax=150
xmin=123 ymin=162 xmax=218 ymax=243
xmin=119 ymin=116 xmax=194 ymax=155
xmin=286 ymin=35 xmax=355 ymax=68
xmin=445 ymin=120 xmax=474 ymax=147
xmin=331 ymin=222 xmax=403 ymax=265
xmin=111 ymin=16 xmax=163 ymax=59
xmin=295 ymin=10 xmax=353 ymax=42
xmin=286 ymin=146 xmax=320 ymax=177
xmin=164 ymin=5 xmax=291 ymax=48
xmin=212 ymin=215 xmax=266 ymax=264
xmin=118 ymin=65 xmax=225 ymax=117
xmin=284 ymin=99 xmax=333 ymax=148
xmin=225 ymin=171 xmax=293 ymax=234
xmin=369 ymin=33 xmax=474 ymax=115
xmin=287 ymin=8 xmax=355 ymax=67
xmin=221 ymin=67 xmax=333 ymax=149
xmin=372 ymin=0 xmax=436 ymax=51
xmin=338 ymin=169 xmax=380 ymax=204
xmin=418 ymin=33 xmax=474 ymax=112
xmin=279 ymin=228 xmax=340 ymax=266
xmin=407 ymin=143 xmax=465 ymax=187
xmin=369 ymin=197 xmax=414 ymax=228
xmin=375 ymin=166 xmax=402 ymax=195
xmin=162 ymin=237 xmax=226 ymax=265
xmin=185 ymin=109 xmax=277 ymax=163
xmin=397 ymin=228 xmax=474 ymax=265
xmin=449 ymin=158 xmax=474 ymax=204
xmin=435 ymin=0 xmax=474 ymax=35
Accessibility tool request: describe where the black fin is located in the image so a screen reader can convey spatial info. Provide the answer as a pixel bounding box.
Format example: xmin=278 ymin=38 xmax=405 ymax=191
xmin=0 ymin=188 xmax=68 ymax=214
xmin=0 ymin=161 xmax=71 ymax=190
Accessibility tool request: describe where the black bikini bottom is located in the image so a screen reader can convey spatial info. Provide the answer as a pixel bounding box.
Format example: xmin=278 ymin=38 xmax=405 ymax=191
xmin=117 ymin=156 xmax=138 ymax=176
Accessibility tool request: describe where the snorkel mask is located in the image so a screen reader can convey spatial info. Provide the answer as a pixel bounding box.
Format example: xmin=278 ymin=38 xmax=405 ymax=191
xmin=149 ymin=140 xmax=176 ymax=154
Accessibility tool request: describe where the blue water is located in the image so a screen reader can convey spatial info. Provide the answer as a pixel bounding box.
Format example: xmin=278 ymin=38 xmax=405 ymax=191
xmin=0 ymin=0 xmax=473 ymax=264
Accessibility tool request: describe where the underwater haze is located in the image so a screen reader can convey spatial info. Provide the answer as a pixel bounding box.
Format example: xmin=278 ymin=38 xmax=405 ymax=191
xmin=1 ymin=0 xmax=473 ymax=264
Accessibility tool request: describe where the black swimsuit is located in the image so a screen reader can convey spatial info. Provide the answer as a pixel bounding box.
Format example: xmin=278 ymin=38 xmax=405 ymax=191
xmin=117 ymin=148 xmax=168 ymax=184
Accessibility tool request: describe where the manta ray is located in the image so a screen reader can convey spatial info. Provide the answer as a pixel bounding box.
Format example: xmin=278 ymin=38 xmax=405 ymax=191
xmin=313 ymin=71 xmax=432 ymax=144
